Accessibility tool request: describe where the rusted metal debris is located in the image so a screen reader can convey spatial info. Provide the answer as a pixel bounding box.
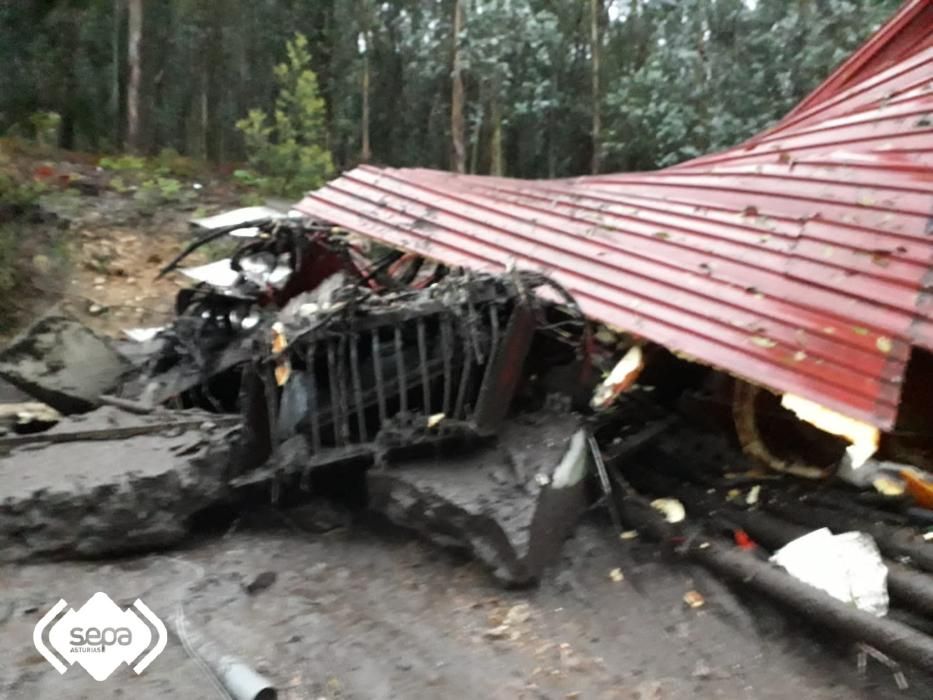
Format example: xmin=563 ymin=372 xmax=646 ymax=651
xmin=0 ymin=213 xmax=600 ymax=584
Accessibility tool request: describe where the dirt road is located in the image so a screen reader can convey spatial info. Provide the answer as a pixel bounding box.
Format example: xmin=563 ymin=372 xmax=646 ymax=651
xmin=2 ymin=516 xmax=927 ymax=700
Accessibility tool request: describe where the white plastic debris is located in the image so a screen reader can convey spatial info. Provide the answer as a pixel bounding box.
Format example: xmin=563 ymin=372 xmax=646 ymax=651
xmin=650 ymin=498 xmax=686 ymax=524
xmin=180 ymin=259 xmax=241 ymax=287
xmin=189 ymin=205 xmax=287 ymax=233
xmin=122 ymin=327 xmax=165 ymax=343
xmin=239 ymin=254 xmax=292 ymax=288
xmin=770 ymin=527 xmax=889 ymax=616
xmin=180 ymin=256 xmax=291 ymax=289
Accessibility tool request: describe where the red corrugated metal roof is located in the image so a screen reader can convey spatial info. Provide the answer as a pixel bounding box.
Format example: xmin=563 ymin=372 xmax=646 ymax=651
xmin=296 ymin=0 xmax=933 ymax=430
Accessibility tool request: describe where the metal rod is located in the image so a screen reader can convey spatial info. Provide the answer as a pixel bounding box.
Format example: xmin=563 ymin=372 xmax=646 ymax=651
xmin=326 ymin=341 xmax=343 ymax=446
xmin=454 ymin=319 xmax=473 ymax=419
xmin=173 ymin=611 xmax=277 ymax=700
xmin=488 ymin=303 xmax=500 ymax=359
xmin=306 ymin=344 xmax=321 ymax=453
xmin=336 ymin=335 xmax=351 ymax=445
xmin=417 ymin=318 xmax=431 ymax=415
xmin=587 ymin=432 xmax=622 ymax=532
xmin=441 ymin=316 xmax=453 ymax=416
xmin=350 ymin=334 xmax=367 ymax=442
xmin=394 ymin=325 xmax=408 ymax=414
xmin=467 ymin=298 xmax=484 ymax=364
xmin=372 ymin=331 xmax=387 ymax=425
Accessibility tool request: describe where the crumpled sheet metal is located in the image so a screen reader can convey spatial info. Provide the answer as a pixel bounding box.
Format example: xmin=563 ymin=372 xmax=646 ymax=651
xmin=296 ymin=0 xmax=933 ymax=431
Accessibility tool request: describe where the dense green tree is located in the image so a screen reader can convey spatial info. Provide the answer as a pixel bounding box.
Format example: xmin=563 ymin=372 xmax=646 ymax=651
xmin=0 ymin=0 xmax=903 ymax=177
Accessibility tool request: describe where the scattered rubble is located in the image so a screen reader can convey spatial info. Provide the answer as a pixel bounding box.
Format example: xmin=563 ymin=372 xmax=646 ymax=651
xmin=0 ymin=406 xmax=234 ymax=561
xmin=0 ymin=314 xmax=131 ymax=413
xmin=3 ymin=202 xmax=933 ymax=693
xmin=368 ymin=413 xmax=588 ymax=586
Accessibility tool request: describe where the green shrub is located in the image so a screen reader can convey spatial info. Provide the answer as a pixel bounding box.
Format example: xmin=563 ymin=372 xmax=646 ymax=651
xmin=236 ymin=33 xmax=333 ymax=198
xmin=134 ymin=176 xmax=189 ymax=212
xmin=28 ymin=112 xmax=61 ymax=148
xmin=154 ymin=148 xmax=200 ymax=178
xmin=0 ymin=173 xmax=44 ymax=210
xmin=99 ymin=154 xmax=147 ymax=172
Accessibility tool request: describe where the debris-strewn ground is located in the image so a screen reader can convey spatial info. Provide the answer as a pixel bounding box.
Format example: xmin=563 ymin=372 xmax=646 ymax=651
xmin=3 ymin=147 xmax=933 ymax=700
xmin=2 ymin=518 xmax=927 ymax=700
xmin=0 ymin=145 xmax=246 ymax=343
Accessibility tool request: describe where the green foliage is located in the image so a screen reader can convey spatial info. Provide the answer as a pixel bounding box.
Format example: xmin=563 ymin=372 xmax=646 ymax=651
xmin=134 ymin=176 xmax=188 ymax=211
xmin=0 ymin=172 xmax=44 ymax=209
xmin=236 ymin=33 xmax=334 ymax=198
xmin=100 ymin=149 xmax=202 ymax=196
xmin=99 ymin=154 xmax=147 ymax=172
xmin=601 ymin=0 xmax=901 ymax=170
xmin=0 ymin=0 xmax=905 ymax=176
xmin=28 ymin=111 xmax=61 ymax=148
xmin=153 ymin=148 xmax=200 ymax=178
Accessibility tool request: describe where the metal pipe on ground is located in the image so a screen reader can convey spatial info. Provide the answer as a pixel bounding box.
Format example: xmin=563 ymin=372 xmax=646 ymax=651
xmin=173 ymin=613 xmax=277 ymax=700
xmin=620 ymin=465 xmax=933 ymax=619
xmin=765 ymin=500 xmax=933 ymax=574
xmin=611 ymin=475 xmax=933 ymax=675
xmin=725 ymin=507 xmax=933 ymax=619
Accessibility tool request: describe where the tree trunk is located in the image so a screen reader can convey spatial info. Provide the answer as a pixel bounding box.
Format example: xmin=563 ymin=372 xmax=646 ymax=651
xmin=450 ymin=0 xmax=466 ymax=174
xmin=112 ymin=0 xmax=122 ymax=144
xmin=590 ymin=0 xmax=602 ymax=174
xmin=126 ymin=0 xmax=142 ymax=152
xmin=361 ymin=31 xmax=372 ymax=162
xmin=469 ymin=99 xmax=484 ymax=175
xmin=490 ymin=94 xmax=503 ymax=176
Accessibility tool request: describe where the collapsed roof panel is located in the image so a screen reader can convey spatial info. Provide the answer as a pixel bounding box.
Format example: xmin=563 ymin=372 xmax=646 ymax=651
xmin=296 ymin=0 xmax=933 ymax=431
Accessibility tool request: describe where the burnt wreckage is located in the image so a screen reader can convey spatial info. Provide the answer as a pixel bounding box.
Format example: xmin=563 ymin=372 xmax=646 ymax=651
xmin=0 ymin=214 xmax=598 ymax=584
xmin=142 ymin=216 xmax=599 ymax=585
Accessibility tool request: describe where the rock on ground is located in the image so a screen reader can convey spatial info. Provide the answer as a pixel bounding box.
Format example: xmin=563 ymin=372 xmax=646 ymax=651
xmin=0 ymin=314 xmax=131 ymax=413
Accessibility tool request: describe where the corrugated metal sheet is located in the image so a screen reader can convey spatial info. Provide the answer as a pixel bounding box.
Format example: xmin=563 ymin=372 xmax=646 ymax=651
xmin=296 ymin=0 xmax=933 ymax=431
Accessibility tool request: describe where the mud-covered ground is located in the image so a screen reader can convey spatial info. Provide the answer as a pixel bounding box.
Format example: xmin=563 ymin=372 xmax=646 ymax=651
xmin=2 ymin=515 xmax=928 ymax=700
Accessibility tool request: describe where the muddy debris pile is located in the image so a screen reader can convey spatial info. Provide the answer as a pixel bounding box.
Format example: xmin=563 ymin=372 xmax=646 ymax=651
xmin=3 ymin=207 xmax=933 ymax=686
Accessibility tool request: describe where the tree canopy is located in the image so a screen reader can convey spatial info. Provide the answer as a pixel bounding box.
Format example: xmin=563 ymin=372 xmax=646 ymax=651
xmin=0 ymin=0 xmax=901 ymax=178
